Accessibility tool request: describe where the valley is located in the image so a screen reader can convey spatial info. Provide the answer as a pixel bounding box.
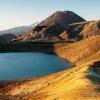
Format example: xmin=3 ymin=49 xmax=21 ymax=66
xmin=0 ymin=10 xmax=99 ymax=100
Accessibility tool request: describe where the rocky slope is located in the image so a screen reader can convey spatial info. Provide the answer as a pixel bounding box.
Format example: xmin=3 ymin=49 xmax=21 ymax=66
xmin=59 ymin=20 xmax=100 ymax=41
xmin=80 ymin=20 xmax=100 ymax=38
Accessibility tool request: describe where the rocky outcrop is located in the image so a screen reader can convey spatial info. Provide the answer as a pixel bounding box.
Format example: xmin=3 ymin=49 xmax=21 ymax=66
xmin=59 ymin=30 xmax=69 ymax=40
xmin=80 ymin=20 xmax=100 ymax=38
xmin=61 ymin=20 xmax=100 ymax=40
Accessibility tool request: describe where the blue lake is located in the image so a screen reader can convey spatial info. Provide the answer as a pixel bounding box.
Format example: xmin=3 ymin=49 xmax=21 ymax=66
xmin=0 ymin=52 xmax=70 ymax=80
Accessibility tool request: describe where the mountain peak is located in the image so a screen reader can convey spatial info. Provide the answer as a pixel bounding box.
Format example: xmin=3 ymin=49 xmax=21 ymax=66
xmin=55 ymin=10 xmax=75 ymax=14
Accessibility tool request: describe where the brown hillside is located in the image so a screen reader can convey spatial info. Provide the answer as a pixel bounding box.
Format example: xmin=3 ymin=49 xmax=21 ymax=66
xmin=55 ymin=35 xmax=100 ymax=64
xmin=0 ymin=61 xmax=100 ymax=100
xmin=0 ymin=35 xmax=100 ymax=100
xmin=62 ymin=20 xmax=100 ymax=40
xmin=80 ymin=20 xmax=100 ymax=38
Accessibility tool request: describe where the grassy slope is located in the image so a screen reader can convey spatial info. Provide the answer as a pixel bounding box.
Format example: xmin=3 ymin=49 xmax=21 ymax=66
xmin=0 ymin=62 xmax=100 ymax=100
xmin=54 ymin=35 xmax=100 ymax=64
xmin=0 ymin=35 xmax=100 ymax=100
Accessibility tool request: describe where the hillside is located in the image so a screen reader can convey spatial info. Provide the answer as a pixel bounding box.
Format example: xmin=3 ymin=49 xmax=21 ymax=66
xmin=59 ymin=20 xmax=100 ymax=41
xmin=55 ymin=35 xmax=100 ymax=64
xmin=0 ymin=61 xmax=99 ymax=100
xmin=0 ymin=35 xmax=100 ymax=100
xmin=80 ymin=20 xmax=100 ymax=38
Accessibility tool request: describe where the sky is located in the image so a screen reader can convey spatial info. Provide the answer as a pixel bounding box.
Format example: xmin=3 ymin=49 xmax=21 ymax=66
xmin=0 ymin=0 xmax=100 ymax=31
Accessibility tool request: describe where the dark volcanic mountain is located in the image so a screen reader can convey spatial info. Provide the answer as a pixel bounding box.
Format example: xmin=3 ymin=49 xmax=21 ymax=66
xmin=34 ymin=11 xmax=86 ymax=36
xmin=15 ymin=11 xmax=86 ymax=41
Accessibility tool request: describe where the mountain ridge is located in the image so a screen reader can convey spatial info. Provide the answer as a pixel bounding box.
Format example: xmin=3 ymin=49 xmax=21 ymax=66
xmin=0 ymin=26 xmax=31 ymax=35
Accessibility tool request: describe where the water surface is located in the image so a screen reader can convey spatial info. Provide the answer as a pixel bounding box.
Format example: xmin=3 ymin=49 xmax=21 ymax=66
xmin=0 ymin=52 xmax=70 ymax=80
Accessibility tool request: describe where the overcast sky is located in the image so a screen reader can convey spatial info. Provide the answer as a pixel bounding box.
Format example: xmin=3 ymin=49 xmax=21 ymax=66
xmin=0 ymin=0 xmax=100 ymax=31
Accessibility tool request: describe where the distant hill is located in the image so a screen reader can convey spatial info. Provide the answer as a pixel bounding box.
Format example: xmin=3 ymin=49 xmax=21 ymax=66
xmin=0 ymin=26 xmax=33 ymax=43
xmin=0 ymin=26 xmax=31 ymax=35
xmin=0 ymin=34 xmax=16 ymax=43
